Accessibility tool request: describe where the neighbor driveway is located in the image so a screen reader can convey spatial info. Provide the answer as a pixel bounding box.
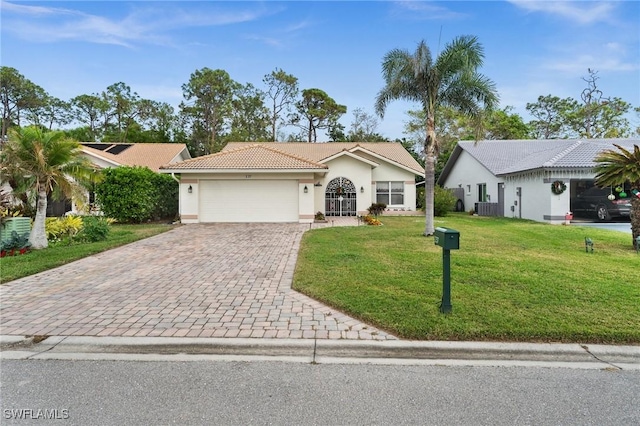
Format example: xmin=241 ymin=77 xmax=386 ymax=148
xmin=572 ymin=221 xmax=632 ymax=234
xmin=0 ymin=224 xmax=394 ymax=340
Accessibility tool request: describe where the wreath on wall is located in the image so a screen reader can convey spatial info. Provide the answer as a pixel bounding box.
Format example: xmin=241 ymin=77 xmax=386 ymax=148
xmin=551 ymin=180 xmax=567 ymax=195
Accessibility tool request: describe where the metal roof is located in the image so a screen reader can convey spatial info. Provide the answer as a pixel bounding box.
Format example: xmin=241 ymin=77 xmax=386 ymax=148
xmin=438 ymin=138 xmax=640 ymax=184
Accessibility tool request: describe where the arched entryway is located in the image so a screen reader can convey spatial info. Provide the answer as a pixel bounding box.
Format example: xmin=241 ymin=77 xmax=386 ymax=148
xmin=325 ymin=177 xmax=356 ymax=216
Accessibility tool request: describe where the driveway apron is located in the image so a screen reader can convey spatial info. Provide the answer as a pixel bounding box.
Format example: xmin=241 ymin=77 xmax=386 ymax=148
xmin=0 ymin=224 xmax=394 ymax=340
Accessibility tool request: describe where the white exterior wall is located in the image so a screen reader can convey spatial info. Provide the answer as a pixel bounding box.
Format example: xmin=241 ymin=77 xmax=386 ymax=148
xmin=370 ymin=160 xmax=417 ymax=211
xmin=179 ymin=172 xmax=315 ymax=223
xmin=319 ymin=156 xmax=373 ymax=215
xmin=503 ymin=178 xmax=546 ymax=221
xmin=503 ymin=173 xmax=572 ymax=224
xmin=179 ymin=178 xmax=199 ymax=223
xmin=441 ymin=150 xmax=502 ymax=212
xmin=176 ymin=156 xmax=420 ymax=223
xmin=342 ymin=151 xmax=419 ymax=211
xmin=298 ymin=179 xmax=315 ymax=223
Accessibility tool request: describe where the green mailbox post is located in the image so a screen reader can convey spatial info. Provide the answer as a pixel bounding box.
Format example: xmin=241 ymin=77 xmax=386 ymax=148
xmin=434 ymin=227 xmax=460 ymax=313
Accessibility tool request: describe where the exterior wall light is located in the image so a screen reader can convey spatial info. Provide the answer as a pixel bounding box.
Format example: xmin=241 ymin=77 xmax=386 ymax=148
xmin=360 ymin=186 xmax=364 ymax=193
xmin=188 ymin=185 xmax=193 ymax=194
xmin=304 ymin=185 xmax=308 ymax=193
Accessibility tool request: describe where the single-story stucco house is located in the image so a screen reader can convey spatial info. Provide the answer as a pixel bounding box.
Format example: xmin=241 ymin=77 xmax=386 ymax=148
xmin=80 ymin=142 xmax=191 ymax=172
xmin=437 ymin=138 xmax=639 ymax=224
xmin=3 ymin=141 xmax=192 ymax=216
xmin=159 ymin=142 xmax=424 ymax=224
xmin=46 ymin=142 xmax=191 ymax=216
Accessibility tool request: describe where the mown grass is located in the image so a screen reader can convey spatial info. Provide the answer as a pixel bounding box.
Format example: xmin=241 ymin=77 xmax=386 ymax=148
xmin=0 ymin=224 xmax=174 ymax=284
xmin=293 ymin=214 xmax=640 ymax=343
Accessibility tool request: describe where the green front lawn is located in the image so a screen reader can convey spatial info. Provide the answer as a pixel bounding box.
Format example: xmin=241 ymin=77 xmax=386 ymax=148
xmin=293 ymin=215 xmax=639 ymax=343
xmin=0 ymin=224 xmax=174 ymax=284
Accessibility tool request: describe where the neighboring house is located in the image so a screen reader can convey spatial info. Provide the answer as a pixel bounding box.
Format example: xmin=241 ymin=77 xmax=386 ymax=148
xmin=2 ymin=142 xmax=191 ymax=217
xmin=80 ymin=143 xmax=191 ymax=173
xmin=437 ymin=138 xmax=639 ymax=224
xmin=47 ymin=143 xmax=191 ymax=216
xmin=159 ymin=142 xmax=424 ymax=223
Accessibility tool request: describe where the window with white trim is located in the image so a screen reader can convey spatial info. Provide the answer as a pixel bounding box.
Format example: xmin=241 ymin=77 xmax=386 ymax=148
xmin=376 ymin=181 xmax=404 ymax=205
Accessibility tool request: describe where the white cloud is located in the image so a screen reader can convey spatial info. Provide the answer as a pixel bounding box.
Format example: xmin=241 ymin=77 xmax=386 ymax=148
xmin=391 ymin=1 xmax=467 ymax=20
xmin=1 ymin=1 xmax=273 ymax=47
xmin=604 ymin=42 xmax=624 ymax=54
xmin=546 ymin=55 xmax=639 ymax=73
xmin=543 ymin=40 xmax=639 ymax=73
xmin=508 ymin=1 xmax=617 ymax=25
xmin=244 ymin=18 xmax=312 ymax=49
xmin=284 ymin=20 xmax=312 ymax=33
xmin=0 ymin=1 xmax=78 ymax=17
xmin=244 ymin=34 xmax=284 ymax=48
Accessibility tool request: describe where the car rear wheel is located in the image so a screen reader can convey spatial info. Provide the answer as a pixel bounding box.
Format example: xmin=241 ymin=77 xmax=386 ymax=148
xmin=596 ymin=205 xmax=611 ymax=221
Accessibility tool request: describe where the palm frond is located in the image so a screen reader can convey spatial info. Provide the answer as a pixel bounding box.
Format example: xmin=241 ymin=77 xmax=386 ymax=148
xmin=594 ymin=144 xmax=640 ymax=188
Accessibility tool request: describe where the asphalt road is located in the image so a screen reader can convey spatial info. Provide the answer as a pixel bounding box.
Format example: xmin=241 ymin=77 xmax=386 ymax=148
xmin=1 ymin=360 xmax=639 ymax=425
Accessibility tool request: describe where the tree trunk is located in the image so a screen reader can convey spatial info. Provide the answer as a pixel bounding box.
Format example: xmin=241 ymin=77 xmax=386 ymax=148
xmin=423 ymin=149 xmax=436 ymax=236
xmin=631 ymin=197 xmax=639 ymax=250
xmin=423 ymin=114 xmax=437 ymax=236
xmin=272 ymin=109 xmax=277 ymax=142
xmin=29 ymin=188 xmax=48 ymax=249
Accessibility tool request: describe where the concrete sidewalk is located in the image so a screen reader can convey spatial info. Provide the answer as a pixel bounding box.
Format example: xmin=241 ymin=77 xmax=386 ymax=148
xmin=1 ymin=335 xmax=638 ymax=370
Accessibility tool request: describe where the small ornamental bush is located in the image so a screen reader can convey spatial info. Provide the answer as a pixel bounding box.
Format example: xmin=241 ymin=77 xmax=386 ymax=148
xmin=434 ymin=185 xmax=456 ymax=217
xmin=78 ymin=216 xmax=110 ymax=242
xmin=367 ymin=203 xmax=387 ymax=217
xmin=314 ymin=211 xmax=325 ymax=221
xmin=363 ymin=215 xmax=382 ymax=226
xmin=0 ymin=230 xmax=31 ymax=255
xmin=45 ymin=216 xmax=84 ymax=242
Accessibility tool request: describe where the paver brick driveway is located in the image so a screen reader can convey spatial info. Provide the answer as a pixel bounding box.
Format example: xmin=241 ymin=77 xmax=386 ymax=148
xmin=1 ymin=224 xmax=394 ymax=340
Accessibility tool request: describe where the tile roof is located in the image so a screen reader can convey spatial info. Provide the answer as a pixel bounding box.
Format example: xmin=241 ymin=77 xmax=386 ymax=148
xmin=160 ymin=144 xmax=329 ymax=170
xmin=456 ymin=138 xmax=640 ymax=176
xmin=220 ymin=142 xmax=424 ymax=174
xmin=81 ymin=143 xmax=190 ymax=172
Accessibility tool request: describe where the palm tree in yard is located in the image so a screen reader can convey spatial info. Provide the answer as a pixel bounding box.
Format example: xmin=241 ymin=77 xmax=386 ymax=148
xmin=594 ymin=144 xmax=640 ymax=249
xmin=0 ymin=126 xmax=95 ymax=249
xmin=375 ymin=35 xmax=499 ymax=236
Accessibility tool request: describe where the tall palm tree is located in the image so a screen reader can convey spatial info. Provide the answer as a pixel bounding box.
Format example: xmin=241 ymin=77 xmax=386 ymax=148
xmin=594 ymin=144 xmax=640 ymax=249
xmin=375 ymin=36 xmax=498 ymax=236
xmin=1 ymin=126 xmax=95 ymax=249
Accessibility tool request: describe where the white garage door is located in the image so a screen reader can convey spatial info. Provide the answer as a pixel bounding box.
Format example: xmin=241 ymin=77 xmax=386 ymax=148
xmin=199 ymin=180 xmax=299 ymax=222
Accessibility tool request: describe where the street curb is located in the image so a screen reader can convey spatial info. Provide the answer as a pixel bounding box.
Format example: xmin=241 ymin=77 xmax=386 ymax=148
xmin=1 ymin=335 xmax=638 ymax=367
xmin=0 ymin=335 xmax=30 ymax=347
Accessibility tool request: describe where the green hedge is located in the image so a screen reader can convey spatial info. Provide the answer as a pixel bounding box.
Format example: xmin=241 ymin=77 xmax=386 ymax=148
xmin=95 ymin=166 xmax=177 ymax=223
xmin=417 ymin=185 xmax=456 ymax=217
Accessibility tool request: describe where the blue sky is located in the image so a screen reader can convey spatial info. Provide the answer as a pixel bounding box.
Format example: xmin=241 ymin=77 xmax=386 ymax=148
xmin=2 ymin=0 xmax=639 ymax=140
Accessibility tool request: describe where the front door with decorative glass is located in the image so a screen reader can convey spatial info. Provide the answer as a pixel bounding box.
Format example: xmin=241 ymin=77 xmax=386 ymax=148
xmin=325 ymin=177 xmax=356 ymax=216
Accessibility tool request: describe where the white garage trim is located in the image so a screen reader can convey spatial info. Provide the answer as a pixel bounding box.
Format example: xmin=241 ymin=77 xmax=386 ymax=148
xmin=199 ymin=180 xmax=299 ymax=223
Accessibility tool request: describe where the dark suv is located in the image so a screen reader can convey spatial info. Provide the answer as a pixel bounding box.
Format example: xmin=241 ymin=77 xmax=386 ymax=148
xmin=572 ymin=186 xmax=632 ymax=221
